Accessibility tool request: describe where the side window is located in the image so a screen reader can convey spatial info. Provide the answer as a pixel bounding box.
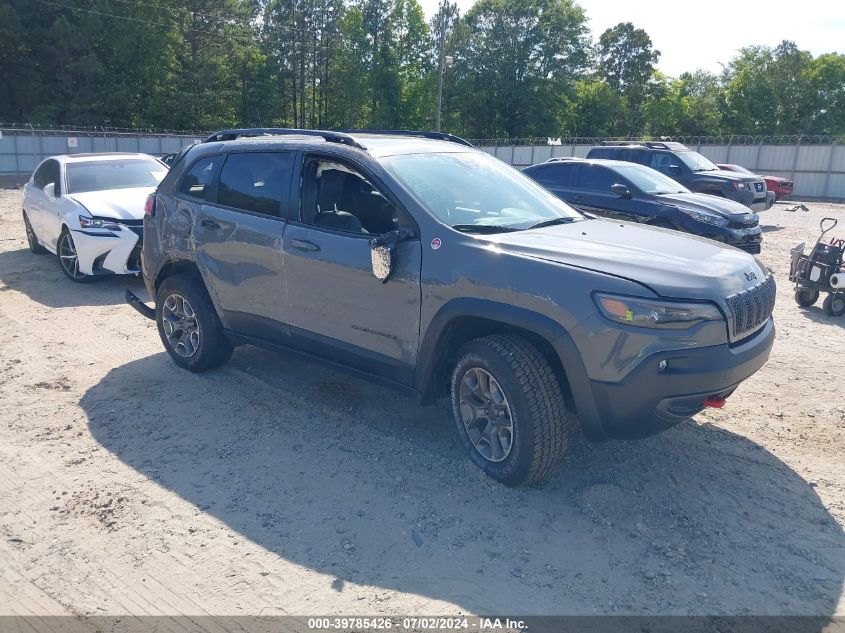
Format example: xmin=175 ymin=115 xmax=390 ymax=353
xmin=34 ymin=160 xmax=59 ymax=190
xmin=217 ymin=152 xmax=291 ymax=217
xmin=578 ymin=165 xmax=615 ymax=192
xmin=649 ymin=152 xmax=673 ymax=174
xmin=178 ymin=156 xmax=219 ymax=201
xmin=300 ymin=159 xmax=400 ymax=235
xmin=544 ymin=163 xmax=577 ymax=187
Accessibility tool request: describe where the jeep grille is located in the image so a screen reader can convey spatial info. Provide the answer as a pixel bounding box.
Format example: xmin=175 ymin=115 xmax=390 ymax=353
xmin=726 ymin=274 xmax=776 ymax=339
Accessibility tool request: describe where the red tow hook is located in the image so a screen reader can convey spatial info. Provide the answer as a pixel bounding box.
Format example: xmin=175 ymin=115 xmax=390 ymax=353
xmin=702 ymin=396 xmax=726 ymax=409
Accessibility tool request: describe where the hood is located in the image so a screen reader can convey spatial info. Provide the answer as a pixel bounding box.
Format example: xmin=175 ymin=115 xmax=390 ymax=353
xmin=485 ymin=218 xmax=768 ymax=301
xmin=764 ymin=175 xmax=790 ymax=184
xmin=655 ymin=192 xmax=755 ymax=220
xmin=700 ymin=169 xmax=762 ymax=184
xmin=66 ymin=187 xmax=155 ymax=220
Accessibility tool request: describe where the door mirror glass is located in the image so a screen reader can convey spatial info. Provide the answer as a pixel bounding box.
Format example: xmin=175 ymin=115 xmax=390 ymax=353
xmin=370 ymin=243 xmax=393 ymax=281
xmin=610 ymin=183 xmax=631 ymax=198
xmin=43 ymin=182 xmax=57 ymax=199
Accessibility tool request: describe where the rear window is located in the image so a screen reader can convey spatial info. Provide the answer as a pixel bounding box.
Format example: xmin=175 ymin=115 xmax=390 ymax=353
xmin=66 ymin=159 xmax=166 ymax=194
xmin=541 ymin=163 xmax=578 ymax=187
xmin=217 ymin=152 xmax=291 ymax=217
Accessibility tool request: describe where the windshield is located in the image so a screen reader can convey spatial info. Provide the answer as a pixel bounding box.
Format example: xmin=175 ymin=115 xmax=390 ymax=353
xmin=66 ymin=159 xmax=167 ymax=194
xmin=611 ymin=164 xmax=689 ymax=195
xmin=675 ymin=151 xmax=718 ymax=173
xmin=381 ymin=151 xmax=583 ymax=231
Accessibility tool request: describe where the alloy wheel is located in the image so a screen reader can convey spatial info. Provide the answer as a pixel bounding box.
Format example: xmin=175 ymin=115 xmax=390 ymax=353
xmin=58 ymin=233 xmax=87 ymax=279
xmin=458 ymin=367 xmax=514 ymax=463
xmin=162 ymin=294 xmax=201 ymax=357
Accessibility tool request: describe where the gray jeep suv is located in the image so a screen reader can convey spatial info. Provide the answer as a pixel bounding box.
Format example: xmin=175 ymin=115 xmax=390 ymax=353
xmin=129 ymin=129 xmax=776 ymax=486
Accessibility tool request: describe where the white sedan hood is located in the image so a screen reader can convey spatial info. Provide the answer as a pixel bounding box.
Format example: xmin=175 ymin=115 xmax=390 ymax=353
xmin=66 ymin=187 xmax=155 ymax=220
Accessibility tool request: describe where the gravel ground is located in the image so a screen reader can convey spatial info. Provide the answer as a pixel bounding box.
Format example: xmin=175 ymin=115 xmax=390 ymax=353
xmin=0 ymin=187 xmax=843 ymax=621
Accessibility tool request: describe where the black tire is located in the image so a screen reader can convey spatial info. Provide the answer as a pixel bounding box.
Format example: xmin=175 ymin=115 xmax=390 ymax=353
xmin=450 ymin=334 xmax=570 ymax=486
xmin=56 ymin=229 xmax=94 ymax=283
xmin=22 ymin=211 xmax=47 ymax=254
xmin=822 ymin=293 xmax=845 ymax=317
xmin=155 ymin=273 xmax=233 ymax=372
xmin=795 ymin=288 xmax=819 ymax=307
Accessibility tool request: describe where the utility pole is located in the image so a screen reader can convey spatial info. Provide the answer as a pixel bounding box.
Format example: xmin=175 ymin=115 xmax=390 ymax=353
xmin=435 ymin=14 xmax=446 ymax=132
xmin=434 ymin=0 xmax=457 ymax=132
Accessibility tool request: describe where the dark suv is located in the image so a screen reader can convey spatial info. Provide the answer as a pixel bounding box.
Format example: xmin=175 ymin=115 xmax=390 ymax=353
xmin=586 ymin=141 xmax=772 ymax=211
xmin=523 ymin=158 xmax=763 ymax=254
xmin=129 ymin=128 xmax=776 ymax=486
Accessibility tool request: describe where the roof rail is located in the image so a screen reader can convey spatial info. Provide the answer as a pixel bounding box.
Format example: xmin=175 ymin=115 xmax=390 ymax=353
xmin=598 ymin=141 xmax=645 ymax=147
xmin=335 ymin=129 xmax=474 ymax=147
xmin=204 ymin=128 xmax=366 ymax=149
xmin=545 ymin=157 xmax=582 ymax=162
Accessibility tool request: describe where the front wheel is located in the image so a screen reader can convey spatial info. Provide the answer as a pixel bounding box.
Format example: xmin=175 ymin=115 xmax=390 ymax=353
xmin=57 ymin=230 xmax=93 ymax=283
xmin=795 ymin=288 xmax=819 ymax=307
xmin=155 ymin=273 xmax=233 ymax=372
xmin=450 ymin=334 xmax=571 ymax=486
xmin=823 ymin=293 xmax=845 ymax=317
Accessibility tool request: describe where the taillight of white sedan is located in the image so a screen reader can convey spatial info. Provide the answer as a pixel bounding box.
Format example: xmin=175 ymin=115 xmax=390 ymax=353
xmin=21 ymin=153 xmax=167 ymax=282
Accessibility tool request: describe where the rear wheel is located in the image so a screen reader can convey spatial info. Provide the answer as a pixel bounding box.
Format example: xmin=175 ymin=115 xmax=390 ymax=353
xmin=450 ymin=334 xmax=571 ymax=486
xmin=23 ymin=211 xmax=47 ymax=254
xmin=823 ymin=293 xmax=845 ymax=317
xmin=155 ymin=273 xmax=233 ymax=372
xmin=795 ymin=288 xmax=819 ymax=307
xmin=57 ymin=229 xmax=93 ymax=283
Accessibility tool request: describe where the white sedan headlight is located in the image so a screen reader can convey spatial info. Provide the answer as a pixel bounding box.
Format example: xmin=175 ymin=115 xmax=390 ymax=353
xmin=79 ymin=215 xmax=121 ymax=230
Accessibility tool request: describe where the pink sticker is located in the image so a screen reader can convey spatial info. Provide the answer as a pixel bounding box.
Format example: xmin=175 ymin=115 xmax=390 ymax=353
xmin=431 ymin=238 xmax=442 ymax=250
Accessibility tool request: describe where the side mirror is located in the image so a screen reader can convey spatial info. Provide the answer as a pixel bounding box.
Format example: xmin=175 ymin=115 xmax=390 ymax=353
xmin=669 ymin=164 xmax=681 ymax=174
xmin=369 ymin=228 xmax=415 ymax=283
xmin=370 ymin=243 xmax=394 ymax=281
xmin=43 ymin=182 xmax=58 ymax=199
xmin=610 ymin=183 xmax=631 ymax=198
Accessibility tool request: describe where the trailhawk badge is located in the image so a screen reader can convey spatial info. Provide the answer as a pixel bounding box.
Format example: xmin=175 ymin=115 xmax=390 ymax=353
xmin=431 ymin=238 xmax=442 ymax=250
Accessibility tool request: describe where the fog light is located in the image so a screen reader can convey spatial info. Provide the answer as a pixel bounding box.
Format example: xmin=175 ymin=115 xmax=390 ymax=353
xmin=658 ymin=360 xmax=668 ymax=372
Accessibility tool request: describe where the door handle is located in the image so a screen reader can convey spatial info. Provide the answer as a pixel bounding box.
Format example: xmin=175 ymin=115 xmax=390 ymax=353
xmin=571 ymin=195 xmax=583 ymax=201
xmin=291 ymin=239 xmax=320 ymax=252
xmin=201 ymin=219 xmax=220 ymax=229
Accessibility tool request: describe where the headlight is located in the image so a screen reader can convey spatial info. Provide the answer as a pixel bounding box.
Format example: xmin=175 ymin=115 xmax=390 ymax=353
xmin=677 ymin=207 xmax=729 ymax=227
xmin=79 ymin=215 xmax=121 ymax=230
xmin=594 ymin=293 xmax=723 ymax=329
xmin=732 ymin=182 xmax=747 ymax=190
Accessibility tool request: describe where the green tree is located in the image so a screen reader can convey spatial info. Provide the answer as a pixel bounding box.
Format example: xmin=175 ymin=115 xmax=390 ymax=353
xmin=596 ymin=22 xmax=659 ymax=94
xmin=451 ymin=0 xmax=590 ymax=138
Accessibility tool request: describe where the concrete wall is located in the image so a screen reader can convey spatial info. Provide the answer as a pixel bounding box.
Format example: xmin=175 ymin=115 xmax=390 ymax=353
xmin=480 ymin=142 xmax=845 ymax=201
xmin=2 ymin=128 xmax=842 ymax=200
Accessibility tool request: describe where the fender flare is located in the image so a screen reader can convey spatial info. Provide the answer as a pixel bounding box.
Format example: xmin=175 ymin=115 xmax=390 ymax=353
xmin=414 ymin=298 xmax=606 ymax=440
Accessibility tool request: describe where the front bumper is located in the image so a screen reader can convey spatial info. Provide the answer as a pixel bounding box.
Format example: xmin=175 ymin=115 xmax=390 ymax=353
xmin=70 ymin=224 xmax=142 ymax=275
xmin=581 ymin=317 xmax=774 ymax=440
xmin=681 ymin=220 xmax=762 ymax=254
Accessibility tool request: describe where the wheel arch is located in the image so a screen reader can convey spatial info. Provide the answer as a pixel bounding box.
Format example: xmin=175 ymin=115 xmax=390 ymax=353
xmin=154 ymin=259 xmax=203 ymax=292
xmin=415 ymin=299 xmax=605 ymax=440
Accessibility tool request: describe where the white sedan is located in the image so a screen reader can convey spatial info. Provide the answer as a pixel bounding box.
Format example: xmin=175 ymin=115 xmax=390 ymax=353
xmin=22 ymin=153 xmax=167 ymax=282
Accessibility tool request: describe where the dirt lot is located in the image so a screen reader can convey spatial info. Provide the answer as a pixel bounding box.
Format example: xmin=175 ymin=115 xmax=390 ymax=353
xmin=0 ymin=187 xmax=843 ymax=621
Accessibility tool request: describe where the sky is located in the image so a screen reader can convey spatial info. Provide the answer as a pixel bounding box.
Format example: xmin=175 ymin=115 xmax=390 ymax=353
xmin=418 ymin=0 xmax=845 ymax=78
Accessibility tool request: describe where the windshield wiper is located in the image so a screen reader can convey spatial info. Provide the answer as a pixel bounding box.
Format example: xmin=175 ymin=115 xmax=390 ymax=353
xmin=525 ymin=217 xmax=577 ymax=230
xmin=452 ymin=224 xmax=521 ymax=234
